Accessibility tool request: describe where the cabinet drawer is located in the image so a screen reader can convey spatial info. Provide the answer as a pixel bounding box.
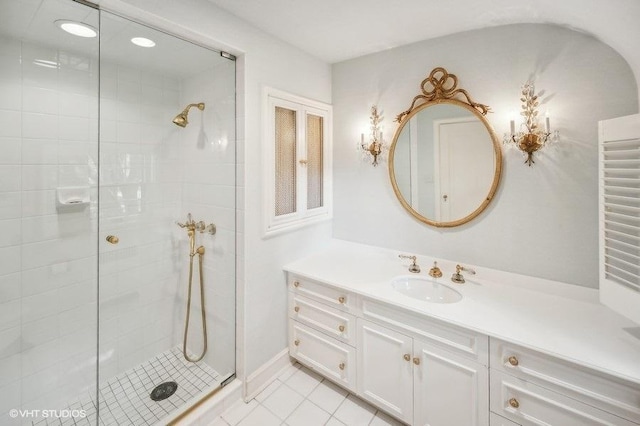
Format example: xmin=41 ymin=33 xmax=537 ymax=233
xmin=490 ymin=412 xmax=521 ymax=426
xmin=289 ymin=293 xmax=356 ymax=345
xmin=288 ymin=275 xmax=353 ymax=312
xmin=289 ymin=321 xmax=356 ymax=392
xmin=491 ymin=339 xmax=640 ymax=423
xmin=491 ymin=370 xmax=638 ymax=426
xmin=361 ymin=297 xmax=489 ymax=365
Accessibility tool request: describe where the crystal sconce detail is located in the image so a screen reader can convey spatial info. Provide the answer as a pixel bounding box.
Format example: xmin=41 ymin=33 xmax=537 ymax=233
xmin=503 ymin=82 xmax=559 ymax=166
xmin=359 ymin=105 xmax=385 ymax=166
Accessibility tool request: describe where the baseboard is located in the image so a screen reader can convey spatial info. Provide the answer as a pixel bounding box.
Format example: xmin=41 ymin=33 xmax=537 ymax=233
xmin=244 ymin=348 xmax=294 ymax=400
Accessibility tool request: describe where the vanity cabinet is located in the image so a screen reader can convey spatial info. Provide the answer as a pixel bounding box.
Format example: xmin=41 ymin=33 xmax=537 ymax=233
xmin=287 ymin=273 xmax=640 ymax=426
xmin=288 ymin=276 xmax=357 ymax=392
xmin=489 ymin=339 xmax=640 ymax=425
xmin=357 ymin=319 xmax=489 ymax=425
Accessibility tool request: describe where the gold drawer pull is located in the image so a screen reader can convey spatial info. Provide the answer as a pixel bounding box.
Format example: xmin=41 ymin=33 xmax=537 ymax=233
xmin=338 ymin=296 xmax=346 ymax=304
xmin=403 ymin=354 xmax=411 ymax=361
xmin=293 ymin=281 xmax=300 ymax=287
xmin=294 ymin=306 xmax=300 ymax=313
xmin=339 ymin=362 xmax=345 ymax=370
xmin=338 ymin=325 xmax=345 ymax=332
xmin=508 ymin=356 xmax=519 ymax=366
xmin=106 ymin=235 xmax=119 ymax=244
xmin=413 ymin=357 xmax=420 ymax=365
xmin=294 ymin=339 xmax=300 ymax=346
xmin=508 ymin=398 xmax=520 ymax=409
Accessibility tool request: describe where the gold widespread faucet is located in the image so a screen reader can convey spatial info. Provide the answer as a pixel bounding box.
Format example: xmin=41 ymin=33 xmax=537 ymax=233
xmin=451 ymin=264 xmax=476 ymax=284
xmin=429 ymin=261 xmax=443 ymax=278
xmin=398 ymin=254 xmax=420 ymax=273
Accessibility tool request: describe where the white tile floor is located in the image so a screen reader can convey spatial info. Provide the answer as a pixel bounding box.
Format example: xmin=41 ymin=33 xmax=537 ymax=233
xmin=216 ymin=363 xmax=405 ymax=426
xmin=33 ymin=347 xmax=221 ymax=426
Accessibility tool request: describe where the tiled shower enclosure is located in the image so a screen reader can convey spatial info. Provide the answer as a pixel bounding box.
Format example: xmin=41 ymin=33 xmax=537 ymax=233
xmin=0 ymin=1 xmax=236 ymax=424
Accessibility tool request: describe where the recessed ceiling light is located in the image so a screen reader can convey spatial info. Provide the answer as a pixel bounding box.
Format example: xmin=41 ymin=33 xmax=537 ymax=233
xmin=131 ymin=37 xmax=156 ymax=48
xmin=55 ymin=20 xmax=98 ymax=38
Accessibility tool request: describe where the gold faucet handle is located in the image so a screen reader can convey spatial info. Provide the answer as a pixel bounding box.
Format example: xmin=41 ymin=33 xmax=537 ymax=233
xmin=399 ymin=254 xmax=420 ymax=273
xmin=429 ymin=261 xmax=443 ymax=278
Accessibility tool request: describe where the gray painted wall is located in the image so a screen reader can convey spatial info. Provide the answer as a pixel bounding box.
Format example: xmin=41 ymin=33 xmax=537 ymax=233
xmin=332 ymin=24 xmax=638 ymax=288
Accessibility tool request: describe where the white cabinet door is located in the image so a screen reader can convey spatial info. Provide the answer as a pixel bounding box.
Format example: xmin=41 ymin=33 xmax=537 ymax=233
xmin=357 ymin=319 xmax=413 ymax=424
xmin=414 ymin=339 xmax=489 ymax=426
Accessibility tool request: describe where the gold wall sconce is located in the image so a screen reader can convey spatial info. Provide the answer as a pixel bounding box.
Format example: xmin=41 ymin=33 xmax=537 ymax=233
xmin=503 ymin=82 xmax=559 ymax=166
xmin=359 ymin=105 xmax=385 ymax=166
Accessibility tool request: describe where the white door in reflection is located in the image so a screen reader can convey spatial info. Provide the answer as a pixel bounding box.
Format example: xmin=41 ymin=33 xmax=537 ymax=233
xmin=434 ymin=118 xmax=495 ymax=221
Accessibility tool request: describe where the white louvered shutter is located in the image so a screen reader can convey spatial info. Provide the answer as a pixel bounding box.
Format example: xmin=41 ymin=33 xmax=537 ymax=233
xmin=599 ymin=113 xmax=640 ymax=325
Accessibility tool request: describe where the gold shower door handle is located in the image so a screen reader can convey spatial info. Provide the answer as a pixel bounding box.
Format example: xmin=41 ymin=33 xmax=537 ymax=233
xmin=106 ymin=235 xmax=119 ymax=244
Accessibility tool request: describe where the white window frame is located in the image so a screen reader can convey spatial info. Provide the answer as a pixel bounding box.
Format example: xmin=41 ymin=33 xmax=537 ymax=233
xmin=263 ymin=87 xmax=333 ymax=238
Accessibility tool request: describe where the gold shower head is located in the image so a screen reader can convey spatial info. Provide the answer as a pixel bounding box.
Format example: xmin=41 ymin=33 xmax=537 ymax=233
xmin=172 ymin=102 xmax=205 ymax=127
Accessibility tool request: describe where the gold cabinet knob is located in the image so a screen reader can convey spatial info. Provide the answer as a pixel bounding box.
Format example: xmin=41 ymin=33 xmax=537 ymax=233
xmin=338 ymin=325 xmax=345 ymax=332
xmin=299 ymin=159 xmax=308 ymax=165
xmin=413 ymin=357 xmax=421 ymax=365
xmin=508 ymin=398 xmax=520 ymax=409
xmin=106 ymin=235 xmax=119 ymax=244
xmin=508 ymin=356 xmax=519 ymax=366
xmin=403 ymin=354 xmax=411 ymax=361
xmin=294 ymin=339 xmax=300 ymax=346
xmin=294 ymin=306 xmax=300 ymax=313
xmin=338 ymin=296 xmax=346 ymax=304
xmin=339 ymin=362 xmax=345 ymax=370
xmin=293 ymin=281 xmax=300 ymax=287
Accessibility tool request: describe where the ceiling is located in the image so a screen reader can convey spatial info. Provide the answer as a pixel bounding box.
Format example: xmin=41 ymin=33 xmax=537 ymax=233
xmin=0 ymin=0 xmax=227 ymax=79
xmin=206 ymin=0 xmax=640 ymax=81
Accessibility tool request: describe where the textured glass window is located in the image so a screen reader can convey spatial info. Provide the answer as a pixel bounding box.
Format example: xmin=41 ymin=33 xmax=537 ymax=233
xmin=306 ymin=114 xmax=323 ymax=209
xmin=275 ymin=106 xmax=297 ymax=216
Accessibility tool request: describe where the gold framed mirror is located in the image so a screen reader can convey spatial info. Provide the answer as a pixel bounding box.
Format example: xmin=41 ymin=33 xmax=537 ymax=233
xmin=389 ymin=67 xmax=502 ymax=228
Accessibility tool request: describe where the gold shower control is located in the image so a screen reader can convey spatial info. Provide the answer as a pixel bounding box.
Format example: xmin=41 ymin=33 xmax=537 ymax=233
xmin=106 ymin=235 xmax=119 ymax=244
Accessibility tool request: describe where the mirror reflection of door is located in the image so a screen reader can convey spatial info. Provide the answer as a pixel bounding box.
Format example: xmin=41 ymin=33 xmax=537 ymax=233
xmin=434 ymin=118 xmax=495 ymax=221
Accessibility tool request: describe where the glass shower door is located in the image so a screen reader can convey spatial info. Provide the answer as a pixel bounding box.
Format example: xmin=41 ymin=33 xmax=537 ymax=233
xmin=97 ymin=10 xmax=236 ymax=425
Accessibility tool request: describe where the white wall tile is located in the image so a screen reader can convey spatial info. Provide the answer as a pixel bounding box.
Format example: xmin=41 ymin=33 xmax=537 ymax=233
xmin=0 ymin=110 xmax=21 ymax=138
xmin=0 ymin=137 xmax=20 ymax=164
xmin=21 ymin=190 xmax=56 ymax=217
xmin=0 ymin=247 xmax=20 ymax=276
xmin=0 ymin=219 xmax=20 ymax=247
xmin=0 ymin=299 xmax=20 ymax=331
xmin=0 ymin=353 xmax=20 ymax=388
xmin=59 ymin=116 xmax=89 ymax=141
xmin=21 ymin=165 xmax=57 ymax=190
xmin=22 ymin=112 xmax=57 ymax=139
xmin=0 ymin=81 xmax=22 ymax=112
xmin=23 ymin=86 xmax=58 ymax=115
xmin=21 ymin=138 xmax=58 ymax=164
xmin=21 ymin=290 xmax=59 ymax=324
xmin=0 ymin=191 xmax=20 ymax=219
xmin=0 ymin=273 xmax=20 ymax=304
xmin=21 ymin=317 xmax=58 ymax=348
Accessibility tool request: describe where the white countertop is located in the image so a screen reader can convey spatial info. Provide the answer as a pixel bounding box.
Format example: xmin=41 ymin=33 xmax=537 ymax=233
xmin=283 ymin=239 xmax=640 ymax=386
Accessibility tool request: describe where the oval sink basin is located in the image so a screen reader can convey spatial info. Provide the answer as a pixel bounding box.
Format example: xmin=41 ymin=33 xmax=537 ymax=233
xmin=390 ymin=275 xmax=462 ymax=304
